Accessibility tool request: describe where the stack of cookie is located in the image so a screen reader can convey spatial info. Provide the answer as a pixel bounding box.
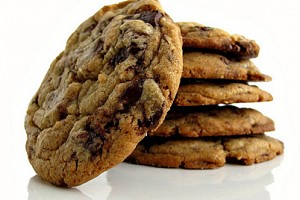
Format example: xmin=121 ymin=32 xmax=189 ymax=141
xmin=126 ymin=22 xmax=284 ymax=169
xmin=24 ymin=0 xmax=284 ymax=187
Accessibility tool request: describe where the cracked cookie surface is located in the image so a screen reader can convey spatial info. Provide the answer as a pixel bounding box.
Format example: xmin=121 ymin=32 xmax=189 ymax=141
xmin=177 ymin=22 xmax=260 ymax=59
xmin=174 ymin=80 xmax=273 ymax=106
xmin=150 ymin=106 xmax=275 ymax=137
xmin=25 ymin=0 xmax=182 ymax=187
xmin=125 ymin=134 xmax=283 ymax=168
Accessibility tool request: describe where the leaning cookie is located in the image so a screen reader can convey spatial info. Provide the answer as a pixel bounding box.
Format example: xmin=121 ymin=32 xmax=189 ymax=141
xmin=25 ymin=0 xmax=183 ymax=187
xmin=182 ymin=52 xmax=271 ymax=81
xmin=174 ymin=80 xmax=273 ymax=106
xmin=150 ymin=105 xmax=275 ymax=137
xmin=177 ymin=22 xmax=260 ymax=59
xmin=125 ymin=134 xmax=283 ymax=168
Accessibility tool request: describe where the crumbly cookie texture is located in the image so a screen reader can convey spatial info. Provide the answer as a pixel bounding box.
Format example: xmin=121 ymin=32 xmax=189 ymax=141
xmin=174 ymin=80 xmax=273 ymax=106
xmin=177 ymin=22 xmax=260 ymax=59
xmin=150 ymin=106 xmax=275 ymax=137
xmin=182 ymin=52 xmax=271 ymax=81
xmin=125 ymin=134 xmax=283 ymax=168
xmin=25 ymin=0 xmax=182 ymax=187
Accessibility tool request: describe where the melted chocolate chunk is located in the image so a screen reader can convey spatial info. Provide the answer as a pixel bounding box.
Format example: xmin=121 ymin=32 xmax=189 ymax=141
xmin=83 ymin=128 xmax=104 ymax=157
xmin=57 ymin=101 xmax=68 ymax=120
xmin=110 ymin=45 xmax=143 ymax=66
xmin=110 ymin=48 xmax=130 ymax=66
xmin=145 ymin=106 xmax=164 ymax=129
xmin=138 ymin=11 xmax=163 ymax=27
xmin=87 ymin=109 xmax=117 ymax=137
xmin=121 ymin=80 xmax=144 ymax=110
xmin=198 ymin=26 xmax=213 ymax=31
xmin=128 ymin=43 xmax=141 ymax=55
xmin=104 ymin=120 xmax=119 ymax=133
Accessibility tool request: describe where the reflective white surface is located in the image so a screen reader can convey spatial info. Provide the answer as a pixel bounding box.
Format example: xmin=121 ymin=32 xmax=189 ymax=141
xmin=28 ymin=159 xmax=283 ymax=200
xmin=1 ymin=0 xmax=300 ymax=199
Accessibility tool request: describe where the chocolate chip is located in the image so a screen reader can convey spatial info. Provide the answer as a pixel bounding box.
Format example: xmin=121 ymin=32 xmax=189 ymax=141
xmin=85 ymin=131 xmax=103 ymax=157
xmin=83 ymin=123 xmax=105 ymax=157
xmin=104 ymin=121 xmax=119 ymax=133
xmin=144 ymin=106 xmax=164 ymax=129
xmin=137 ymin=11 xmax=163 ymax=27
xmin=128 ymin=43 xmax=141 ymax=55
xmin=110 ymin=45 xmax=143 ymax=66
xmin=121 ymin=80 xmax=144 ymax=110
xmin=110 ymin=48 xmax=129 ymax=66
xmin=197 ymin=26 xmax=213 ymax=31
xmin=57 ymin=101 xmax=68 ymax=120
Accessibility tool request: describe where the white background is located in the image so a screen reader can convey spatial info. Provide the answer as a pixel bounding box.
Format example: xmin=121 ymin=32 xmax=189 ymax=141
xmin=1 ymin=0 xmax=300 ymax=199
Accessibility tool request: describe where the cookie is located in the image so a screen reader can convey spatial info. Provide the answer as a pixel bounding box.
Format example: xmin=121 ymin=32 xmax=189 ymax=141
xmin=150 ymin=105 xmax=275 ymax=137
xmin=25 ymin=0 xmax=183 ymax=187
xmin=177 ymin=22 xmax=260 ymax=59
xmin=125 ymin=134 xmax=283 ymax=168
xmin=182 ymin=52 xmax=272 ymax=81
xmin=174 ymin=80 xmax=273 ymax=106
xmin=125 ymin=137 xmax=226 ymax=169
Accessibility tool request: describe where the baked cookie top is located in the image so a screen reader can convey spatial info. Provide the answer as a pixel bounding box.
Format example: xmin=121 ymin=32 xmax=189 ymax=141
xmin=150 ymin=105 xmax=275 ymax=137
xmin=25 ymin=0 xmax=182 ymax=187
xmin=182 ymin=52 xmax=271 ymax=81
xmin=177 ymin=22 xmax=260 ymax=59
xmin=174 ymin=80 xmax=273 ymax=106
xmin=125 ymin=134 xmax=283 ymax=168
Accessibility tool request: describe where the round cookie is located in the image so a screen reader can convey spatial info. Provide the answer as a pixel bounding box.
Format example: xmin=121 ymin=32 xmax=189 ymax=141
xmin=150 ymin=106 xmax=275 ymax=137
xmin=125 ymin=134 xmax=283 ymax=168
xmin=177 ymin=22 xmax=260 ymax=59
xmin=182 ymin=52 xmax=272 ymax=81
xmin=175 ymin=81 xmax=273 ymax=106
xmin=25 ymin=0 xmax=182 ymax=187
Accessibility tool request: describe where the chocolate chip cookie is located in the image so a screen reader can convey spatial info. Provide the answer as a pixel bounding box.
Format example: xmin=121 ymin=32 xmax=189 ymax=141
xmin=177 ymin=22 xmax=260 ymax=59
xmin=182 ymin=52 xmax=271 ymax=81
xmin=125 ymin=136 xmax=226 ymax=169
xmin=150 ymin=106 xmax=275 ymax=137
xmin=125 ymin=134 xmax=283 ymax=168
xmin=174 ymin=80 xmax=273 ymax=106
xmin=25 ymin=0 xmax=182 ymax=187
